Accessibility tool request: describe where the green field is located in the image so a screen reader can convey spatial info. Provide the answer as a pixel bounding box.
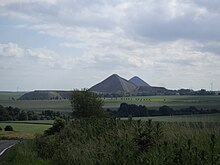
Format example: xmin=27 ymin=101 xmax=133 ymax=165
xmin=0 ymin=99 xmax=71 ymax=113
xmin=128 ymin=113 xmax=220 ymax=122
xmin=103 ymin=95 xmax=220 ymax=110
xmin=1 ymin=92 xmax=220 ymax=112
xmin=0 ymin=121 xmax=52 ymax=139
xmin=0 ymin=123 xmax=51 ymax=133
xmin=0 ymin=92 xmax=26 ymax=100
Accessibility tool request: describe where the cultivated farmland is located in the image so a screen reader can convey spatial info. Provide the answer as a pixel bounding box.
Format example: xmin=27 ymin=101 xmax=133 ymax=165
xmin=103 ymin=95 xmax=220 ymax=110
xmin=0 ymin=121 xmax=52 ymax=139
xmin=1 ymin=92 xmax=220 ymax=113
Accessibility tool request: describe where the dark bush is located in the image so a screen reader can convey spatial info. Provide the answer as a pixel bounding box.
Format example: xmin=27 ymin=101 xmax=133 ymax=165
xmin=44 ymin=118 xmax=66 ymax=135
xmin=4 ymin=125 xmax=14 ymax=131
xmin=0 ymin=126 xmax=2 ymax=131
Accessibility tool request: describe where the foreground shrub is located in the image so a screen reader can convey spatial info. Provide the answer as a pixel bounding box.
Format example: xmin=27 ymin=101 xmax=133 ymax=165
xmin=35 ymin=119 xmax=220 ymax=165
xmin=4 ymin=125 xmax=13 ymax=131
xmin=0 ymin=126 xmax=2 ymax=131
xmin=36 ymin=118 xmax=162 ymax=165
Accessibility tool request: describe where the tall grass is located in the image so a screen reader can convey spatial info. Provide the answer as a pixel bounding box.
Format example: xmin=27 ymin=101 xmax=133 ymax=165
xmin=2 ymin=140 xmax=52 ymax=165
xmin=35 ymin=118 xmax=220 ymax=165
xmin=146 ymin=122 xmax=220 ymax=164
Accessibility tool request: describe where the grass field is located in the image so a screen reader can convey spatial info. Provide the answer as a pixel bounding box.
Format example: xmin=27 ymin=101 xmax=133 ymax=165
xmin=103 ymin=95 xmax=220 ymax=110
xmin=128 ymin=113 xmax=220 ymax=122
xmin=0 ymin=122 xmax=52 ymax=139
xmin=0 ymin=91 xmax=72 ymax=113
xmin=0 ymin=92 xmax=26 ymax=100
xmin=1 ymin=92 xmax=220 ymax=113
xmin=0 ymin=99 xmax=72 ymax=113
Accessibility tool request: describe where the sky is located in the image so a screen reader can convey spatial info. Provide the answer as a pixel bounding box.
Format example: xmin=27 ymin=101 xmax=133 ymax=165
xmin=0 ymin=0 xmax=220 ymax=91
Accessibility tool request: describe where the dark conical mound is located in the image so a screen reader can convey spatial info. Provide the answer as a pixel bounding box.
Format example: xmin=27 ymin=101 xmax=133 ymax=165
xmin=129 ymin=76 xmax=151 ymax=87
xmin=89 ymin=74 xmax=137 ymax=94
xmin=18 ymin=90 xmax=72 ymax=100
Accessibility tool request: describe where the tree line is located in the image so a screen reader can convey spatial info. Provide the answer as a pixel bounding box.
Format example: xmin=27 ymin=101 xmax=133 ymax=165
xmin=0 ymin=105 xmax=67 ymax=121
xmin=107 ymin=103 xmax=220 ymax=118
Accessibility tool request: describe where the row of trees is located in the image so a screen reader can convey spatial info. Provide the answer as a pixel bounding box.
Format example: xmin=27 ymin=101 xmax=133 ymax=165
xmin=0 ymin=105 xmax=68 ymax=121
xmin=0 ymin=105 xmax=29 ymax=121
xmin=107 ymin=103 xmax=220 ymax=118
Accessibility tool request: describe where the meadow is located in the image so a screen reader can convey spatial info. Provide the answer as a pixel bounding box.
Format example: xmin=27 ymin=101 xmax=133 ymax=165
xmin=1 ymin=92 xmax=220 ymax=113
xmin=0 ymin=121 xmax=52 ymax=139
xmin=0 ymin=92 xmax=26 ymax=100
xmin=0 ymin=99 xmax=71 ymax=113
xmin=103 ymin=95 xmax=220 ymax=110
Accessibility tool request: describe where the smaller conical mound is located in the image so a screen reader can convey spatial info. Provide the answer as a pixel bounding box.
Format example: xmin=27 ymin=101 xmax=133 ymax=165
xmin=129 ymin=76 xmax=151 ymax=87
xmin=90 ymin=74 xmax=137 ymax=93
xmin=18 ymin=90 xmax=72 ymax=100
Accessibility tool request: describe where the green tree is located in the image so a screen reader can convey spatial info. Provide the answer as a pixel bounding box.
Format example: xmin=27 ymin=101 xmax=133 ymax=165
xmin=19 ymin=110 xmax=28 ymax=120
xmin=4 ymin=125 xmax=13 ymax=131
xmin=70 ymin=89 xmax=105 ymax=118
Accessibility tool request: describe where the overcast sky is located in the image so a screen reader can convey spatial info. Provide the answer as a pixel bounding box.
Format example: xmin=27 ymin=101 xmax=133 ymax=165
xmin=1 ymin=0 xmax=220 ymax=91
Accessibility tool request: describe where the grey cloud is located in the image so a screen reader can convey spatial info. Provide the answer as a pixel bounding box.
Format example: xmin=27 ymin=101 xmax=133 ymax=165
xmin=0 ymin=0 xmax=118 ymax=29
xmin=123 ymin=1 xmax=220 ymax=42
xmin=3 ymin=0 xmax=220 ymax=42
xmin=0 ymin=42 xmax=24 ymax=57
xmin=195 ymin=42 xmax=220 ymax=56
xmin=2 ymin=1 xmax=59 ymax=22
xmin=194 ymin=0 xmax=220 ymax=12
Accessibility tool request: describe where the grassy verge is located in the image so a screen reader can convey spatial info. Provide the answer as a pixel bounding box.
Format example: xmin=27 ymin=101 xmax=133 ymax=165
xmin=2 ymin=140 xmax=52 ymax=165
xmin=0 ymin=122 xmax=52 ymax=139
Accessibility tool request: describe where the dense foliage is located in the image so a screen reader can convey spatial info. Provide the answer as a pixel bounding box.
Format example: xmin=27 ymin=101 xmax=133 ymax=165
xmin=0 ymin=105 xmax=24 ymax=121
xmin=0 ymin=105 xmax=67 ymax=121
xmin=4 ymin=125 xmax=13 ymax=131
xmin=70 ymin=89 xmax=106 ymax=118
xmin=36 ymin=118 xmax=220 ymax=165
xmin=44 ymin=118 xmax=66 ymax=135
xmin=108 ymin=103 xmax=220 ymax=117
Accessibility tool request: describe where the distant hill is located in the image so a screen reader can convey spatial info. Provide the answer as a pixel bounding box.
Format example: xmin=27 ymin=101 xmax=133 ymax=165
xmin=18 ymin=74 xmax=179 ymax=100
xmin=18 ymin=90 xmax=72 ymax=100
xmin=129 ymin=76 xmax=151 ymax=87
xmin=89 ymin=74 xmax=137 ymax=94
